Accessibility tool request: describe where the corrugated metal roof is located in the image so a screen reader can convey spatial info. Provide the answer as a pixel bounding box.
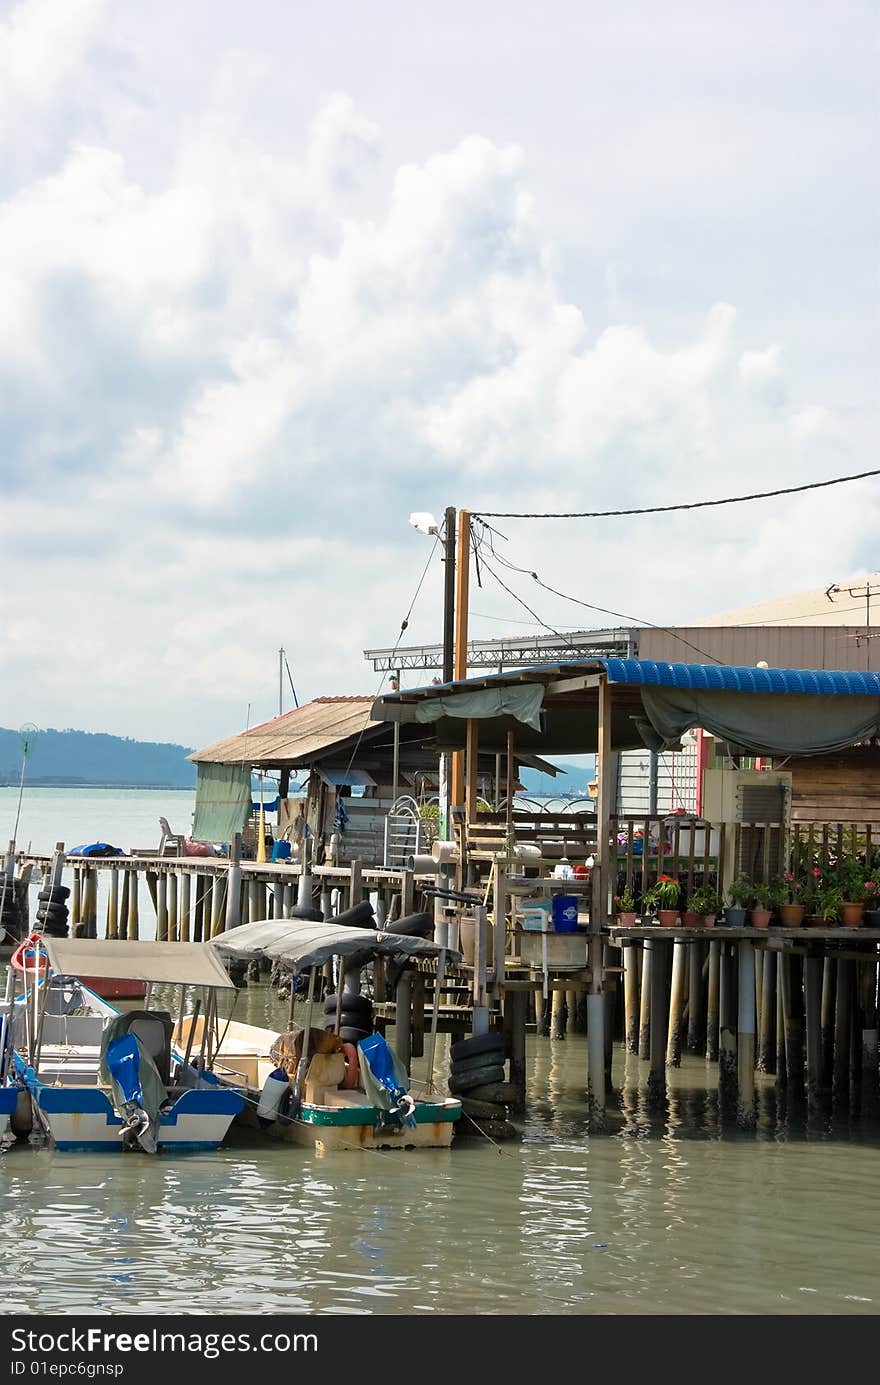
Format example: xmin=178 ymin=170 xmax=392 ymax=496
xmin=191 ymin=697 xmax=379 ymax=766
xmin=602 ymin=658 xmax=880 ymax=696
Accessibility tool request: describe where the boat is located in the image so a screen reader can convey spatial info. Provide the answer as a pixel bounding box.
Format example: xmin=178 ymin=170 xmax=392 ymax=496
xmin=208 ymin=916 xmax=462 ymax=1151
xmin=9 ymin=935 xmax=244 ymax=1152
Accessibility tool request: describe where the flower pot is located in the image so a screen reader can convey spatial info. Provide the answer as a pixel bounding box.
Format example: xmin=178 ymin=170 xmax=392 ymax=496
xmin=682 ymin=910 xmax=699 ymax=927
xmin=616 ymin=911 xmax=637 ymax=928
xmin=698 ymin=913 xmax=716 ymax=929
xmin=804 ymin=913 xmax=825 ymax=928
xmin=724 ymin=906 xmax=747 ymax=928
xmin=749 ymin=907 xmax=771 ymax=929
xmin=658 ymin=908 xmax=680 ymax=928
xmin=864 ymin=909 xmax=880 ymax=928
xmin=841 ymin=901 xmax=864 ymax=928
xmin=778 ymin=904 xmax=805 ymax=928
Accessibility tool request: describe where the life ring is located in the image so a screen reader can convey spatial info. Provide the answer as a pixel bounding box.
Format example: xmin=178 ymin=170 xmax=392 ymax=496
xmin=11 ymin=933 xmax=48 ymax=974
xmin=341 ymin=1042 xmax=360 ymax=1090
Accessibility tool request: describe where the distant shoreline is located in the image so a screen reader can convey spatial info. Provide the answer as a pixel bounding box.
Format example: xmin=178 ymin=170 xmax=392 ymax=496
xmin=0 ymin=782 xmax=195 ymax=791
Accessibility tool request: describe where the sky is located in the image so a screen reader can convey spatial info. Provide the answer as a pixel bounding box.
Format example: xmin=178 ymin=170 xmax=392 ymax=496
xmin=0 ymin=0 xmax=877 ymax=748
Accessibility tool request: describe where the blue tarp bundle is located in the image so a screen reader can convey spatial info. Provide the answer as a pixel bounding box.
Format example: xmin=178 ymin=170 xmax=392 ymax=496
xmin=67 ymin=842 xmax=124 ymax=857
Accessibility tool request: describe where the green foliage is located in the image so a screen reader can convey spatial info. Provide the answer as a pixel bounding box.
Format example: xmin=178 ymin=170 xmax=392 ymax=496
xmin=615 ymin=886 xmax=636 ymax=913
xmin=726 ymin=874 xmax=753 ymax=908
xmin=644 ymin=875 xmax=681 ymax=910
xmin=816 ymin=884 xmax=843 ymax=921
xmin=689 ymin=885 xmax=722 ymax=916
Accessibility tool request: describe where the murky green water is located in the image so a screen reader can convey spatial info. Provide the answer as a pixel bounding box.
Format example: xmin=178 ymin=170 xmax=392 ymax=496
xmin=3 ymin=791 xmax=879 ymax=1314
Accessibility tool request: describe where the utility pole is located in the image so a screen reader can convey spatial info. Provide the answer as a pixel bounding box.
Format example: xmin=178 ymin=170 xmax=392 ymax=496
xmin=827 ymin=581 xmax=880 ymax=672
xmin=279 ymin=647 xmax=284 ymax=716
xmin=451 ymin=509 xmax=472 ymax=810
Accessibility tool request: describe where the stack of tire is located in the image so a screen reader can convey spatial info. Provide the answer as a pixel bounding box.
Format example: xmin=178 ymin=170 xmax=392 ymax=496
xmin=449 ymin=1032 xmax=518 ymax=1141
xmin=323 ymin=990 xmax=374 ymax=1044
xmin=36 ymin=883 xmax=70 ymax=938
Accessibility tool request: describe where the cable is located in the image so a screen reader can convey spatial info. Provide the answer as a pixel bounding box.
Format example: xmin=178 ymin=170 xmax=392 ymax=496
xmin=343 ymin=535 xmax=441 ymax=780
xmin=474 ymin=466 xmax=880 ymax=519
xmin=474 ymin=522 xmax=724 ymax=665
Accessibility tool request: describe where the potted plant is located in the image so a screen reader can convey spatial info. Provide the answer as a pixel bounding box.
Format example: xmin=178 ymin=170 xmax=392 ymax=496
xmin=614 ymin=886 xmax=637 ymax=928
xmin=749 ymin=881 xmax=772 ymax=930
xmin=837 ymin=858 xmax=867 ymax=928
xmin=813 ymin=883 xmax=843 ymax=927
xmin=689 ymin=885 xmax=722 ymax=928
xmin=724 ymin=874 xmax=752 ymax=927
xmin=776 ymin=872 xmax=805 ymax=927
xmin=863 ymin=878 xmax=880 ymax=928
xmin=644 ymin=875 xmax=681 ymax=927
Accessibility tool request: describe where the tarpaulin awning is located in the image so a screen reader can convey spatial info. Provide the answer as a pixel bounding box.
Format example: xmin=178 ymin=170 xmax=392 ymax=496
xmin=412 ymin=683 xmax=544 ymax=730
xmin=192 ymin=762 xmax=252 ymax=842
xmin=213 ymin=917 xmax=457 ymax=973
xmin=44 ymin=939 xmax=235 ymax=988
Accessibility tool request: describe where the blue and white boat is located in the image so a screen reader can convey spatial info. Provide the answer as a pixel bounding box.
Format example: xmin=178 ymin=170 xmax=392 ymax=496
xmin=11 ymin=937 xmax=243 ymax=1153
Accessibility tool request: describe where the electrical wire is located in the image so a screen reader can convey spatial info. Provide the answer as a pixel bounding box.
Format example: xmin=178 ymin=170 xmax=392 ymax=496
xmin=473 ymin=522 xmax=724 ymax=665
xmin=473 ymin=466 xmax=880 ymax=519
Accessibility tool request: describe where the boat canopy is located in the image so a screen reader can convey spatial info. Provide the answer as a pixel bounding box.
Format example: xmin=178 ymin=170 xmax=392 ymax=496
xmin=213 ymin=917 xmax=457 ymax=973
xmin=43 ymin=938 xmax=236 ymax=989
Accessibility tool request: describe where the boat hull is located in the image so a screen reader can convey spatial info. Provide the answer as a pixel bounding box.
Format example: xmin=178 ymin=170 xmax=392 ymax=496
xmin=279 ymin=1098 xmax=460 ymax=1152
xmin=0 ymin=1086 xmax=16 ymax=1141
xmin=19 ymin=1069 xmax=243 ymax=1152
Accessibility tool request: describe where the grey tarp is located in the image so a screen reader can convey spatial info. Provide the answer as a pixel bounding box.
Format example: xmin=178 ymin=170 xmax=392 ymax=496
xmin=213 ymin=917 xmax=457 ymax=973
xmin=641 ymin=685 xmax=880 ymax=757
xmin=413 ymin=683 xmax=544 ymax=730
xmin=44 ymin=938 xmax=235 ymax=988
xmin=192 ymin=762 xmax=252 ymax=843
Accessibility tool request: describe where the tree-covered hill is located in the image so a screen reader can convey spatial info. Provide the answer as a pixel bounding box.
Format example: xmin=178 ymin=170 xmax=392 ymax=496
xmin=0 ymin=728 xmax=196 ymax=788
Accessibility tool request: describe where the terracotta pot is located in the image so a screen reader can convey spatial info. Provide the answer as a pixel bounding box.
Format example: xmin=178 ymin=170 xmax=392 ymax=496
xmin=658 ymin=908 xmax=680 ymax=928
xmin=682 ymin=910 xmax=699 ymax=927
xmin=805 ymin=913 xmax=830 ymax=928
xmin=698 ymin=913 xmax=716 ymax=929
xmin=842 ymin=901 xmax=864 ymax=928
xmin=616 ymin=911 xmax=637 ymax=928
xmin=778 ymin=904 xmax=805 ymax=928
xmin=749 ymin=907 xmax=772 ymax=929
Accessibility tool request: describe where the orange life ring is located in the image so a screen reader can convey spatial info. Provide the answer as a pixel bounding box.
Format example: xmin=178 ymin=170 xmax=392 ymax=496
xmin=11 ymin=933 xmax=48 ymax=974
xmin=341 ymin=1041 xmax=360 ymax=1090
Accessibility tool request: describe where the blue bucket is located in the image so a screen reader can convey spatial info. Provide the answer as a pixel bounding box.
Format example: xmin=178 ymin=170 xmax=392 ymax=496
xmin=551 ymin=894 xmax=579 ymax=932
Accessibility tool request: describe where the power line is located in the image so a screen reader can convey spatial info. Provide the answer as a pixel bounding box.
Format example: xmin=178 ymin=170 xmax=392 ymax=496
xmin=475 ymin=523 xmax=724 ymax=665
xmin=474 ymin=467 xmax=880 ymax=520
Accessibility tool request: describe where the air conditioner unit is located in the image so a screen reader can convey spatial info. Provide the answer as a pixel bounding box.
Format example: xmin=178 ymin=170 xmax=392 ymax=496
xmin=702 ymin=768 xmax=792 ymax=884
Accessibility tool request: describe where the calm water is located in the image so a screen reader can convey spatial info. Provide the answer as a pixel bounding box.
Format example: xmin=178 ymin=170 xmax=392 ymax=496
xmin=2 ymin=790 xmax=879 ymax=1315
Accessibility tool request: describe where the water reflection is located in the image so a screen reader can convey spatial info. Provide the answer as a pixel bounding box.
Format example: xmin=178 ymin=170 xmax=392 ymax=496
xmin=1 ymin=982 xmax=879 ymax=1314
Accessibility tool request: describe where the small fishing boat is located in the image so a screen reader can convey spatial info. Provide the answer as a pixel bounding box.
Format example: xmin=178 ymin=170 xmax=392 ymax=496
xmin=209 ymin=916 xmax=462 ymax=1152
xmin=10 ymin=936 xmax=243 ymax=1152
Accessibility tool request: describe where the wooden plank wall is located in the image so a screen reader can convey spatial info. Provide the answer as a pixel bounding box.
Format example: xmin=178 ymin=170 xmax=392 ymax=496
xmin=789 ymin=746 xmax=880 ymax=823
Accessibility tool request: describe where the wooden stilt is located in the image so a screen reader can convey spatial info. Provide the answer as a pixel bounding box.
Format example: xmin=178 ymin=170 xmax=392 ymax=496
xmin=666 ymin=939 xmax=687 ymax=1067
xmin=776 ymin=960 xmax=787 ymax=1088
xmin=193 ymin=873 xmax=206 ymax=942
xmin=167 ymin=872 xmax=178 ymax=943
xmin=119 ymin=871 xmax=130 ymax=943
xmin=157 ymin=871 xmax=168 ymax=942
xmin=718 ymin=942 xmax=737 ymax=1106
xmin=804 ymin=952 xmax=823 ymax=1112
xmin=107 ymin=866 xmax=119 ymax=940
xmin=833 ymin=957 xmax=852 ymax=1108
xmin=72 ymin=868 xmax=82 ymax=936
xmin=566 ymin=988 xmax=578 ymax=1036
xmin=646 ymin=938 xmax=666 ymax=1107
xmin=550 ymin=988 xmax=566 ymax=1039
xmin=508 ymin=988 xmax=528 ymax=1113
xmin=861 ymin=956 xmax=879 ymax=1116
xmin=736 ymin=940 xmax=757 ymax=1129
xmin=639 ymin=941 xmax=652 ymax=1059
xmin=127 ymin=868 xmax=139 ymax=941
xmin=623 ymin=943 xmax=639 ymax=1054
xmin=821 ymin=956 xmax=836 ymax=1089
xmin=706 ymin=940 xmax=720 ymax=1062
xmin=180 ymin=872 xmax=191 ymax=942
xmin=781 ymin=954 xmax=805 ymax=1103
xmin=686 ymin=940 xmax=704 ymax=1052
xmin=757 ymin=949 xmax=776 ymax=1073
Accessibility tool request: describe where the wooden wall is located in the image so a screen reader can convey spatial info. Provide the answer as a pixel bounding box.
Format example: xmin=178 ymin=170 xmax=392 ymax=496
xmin=789 ymin=744 xmax=880 ymax=822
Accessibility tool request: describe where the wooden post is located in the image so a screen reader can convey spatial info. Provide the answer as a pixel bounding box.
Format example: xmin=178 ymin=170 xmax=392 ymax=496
xmin=72 ymin=867 xmax=82 ymax=936
xmin=686 ymin=940 xmax=704 ymax=1053
xmin=821 ymin=956 xmax=836 ymax=1089
xmin=833 ymin=957 xmax=852 ymax=1108
xmin=167 ymin=871 xmax=178 ymax=943
xmin=471 ymin=905 xmax=489 ymax=1035
xmin=776 ymin=961 xmax=787 ymax=1087
xmin=861 ymin=956 xmax=879 ymax=1116
xmin=781 ymin=953 xmax=805 ymax=1103
xmin=492 ymin=859 xmax=507 ymax=991
xmin=706 ymin=940 xmax=720 ymax=1062
xmin=145 ymin=869 xmax=158 ymax=917
xmin=194 ymin=872 xmax=207 ymax=942
xmin=639 ymin=941 xmax=652 ymax=1059
xmin=757 ymin=949 xmax=776 ymax=1073
xmin=551 ymin=988 xmax=566 ymax=1040
xmin=508 ymin=988 xmax=528 ymax=1113
xmin=623 ymin=942 xmax=639 ymax=1054
xmin=180 ymin=871 xmax=191 ymax=942
xmin=804 ymin=952 xmax=823 ymax=1112
xmin=225 ymin=833 xmax=242 ymax=931
xmin=395 ymin=972 xmax=412 ymax=1071
xmin=156 ymin=870 xmax=168 ymax=942
xmin=505 ymin=731 xmax=515 ymax=842
xmin=119 ymin=871 xmax=130 ymax=944
xmin=210 ymin=874 xmax=225 ymax=938
xmin=127 ymin=867 xmax=139 ymax=941
xmin=666 ymin=939 xmax=687 ymax=1067
xmin=587 ymin=673 xmax=612 ymax=1128
xmin=84 ymin=868 xmax=98 ymax=939
xmin=566 ymin=987 xmax=579 ymax=1035
xmin=451 ymin=508 xmax=471 ymax=811
xmin=718 ymin=942 xmax=737 ymax=1107
xmin=349 ymin=859 xmax=363 ymax=906
xmin=107 ymin=866 xmax=119 ymax=940
xmin=736 ymin=940 xmax=757 ymax=1128
xmin=646 ymin=938 xmax=666 ymax=1107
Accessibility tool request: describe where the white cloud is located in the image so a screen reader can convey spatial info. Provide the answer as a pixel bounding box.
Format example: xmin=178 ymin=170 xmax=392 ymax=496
xmin=0 ymin=1 xmax=875 ymax=746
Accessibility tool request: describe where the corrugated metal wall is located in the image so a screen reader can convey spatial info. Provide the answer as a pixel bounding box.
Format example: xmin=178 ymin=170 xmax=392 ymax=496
xmin=639 ymin=626 xmax=870 ymax=671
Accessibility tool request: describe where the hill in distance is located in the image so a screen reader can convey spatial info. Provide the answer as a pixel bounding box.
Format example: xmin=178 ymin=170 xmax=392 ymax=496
xmin=518 ymin=759 xmax=596 ymax=800
xmin=0 ymin=727 xmax=196 ymax=789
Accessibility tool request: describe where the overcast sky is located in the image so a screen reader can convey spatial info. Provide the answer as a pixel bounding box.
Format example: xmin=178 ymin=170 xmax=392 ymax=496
xmin=1 ymin=0 xmax=877 ymax=747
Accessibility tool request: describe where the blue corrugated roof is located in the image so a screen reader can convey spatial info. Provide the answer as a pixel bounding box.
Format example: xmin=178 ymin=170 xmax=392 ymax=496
xmin=601 ymin=658 xmax=880 ymax=696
